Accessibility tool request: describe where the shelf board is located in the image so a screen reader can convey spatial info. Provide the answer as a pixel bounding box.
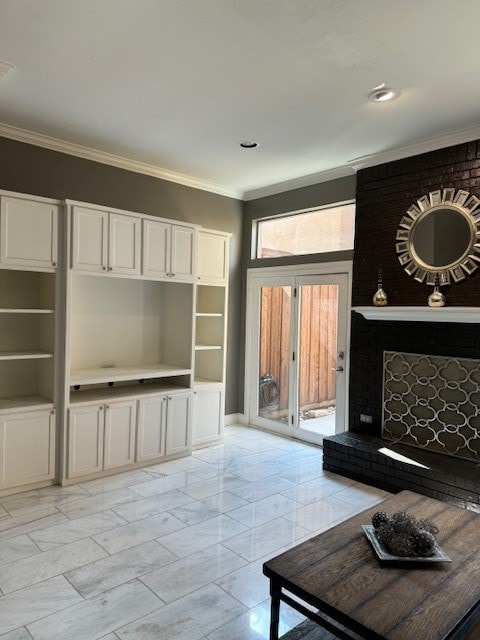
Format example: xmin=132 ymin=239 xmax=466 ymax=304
xmin=0 ymin=395 xmax=53 ymax=413
xmin=0 ymin=350 xmax=54 ymax=361
xmin=353 ymin=306 xmax=480 ymax=323
xmin=194 ymin=344 xmax=223 ymax=351
xmin=195 ymin=312 xmax=223 ymax=317
xmin=0 ymin=308 xmax=54 ymax=314
xmin=69 ymin=382 xmax=190 ymax=405
xmin=70 ymin=363 xmax=192 ymax=386
xmin=194 ymin=378 xmax=224 ymax=390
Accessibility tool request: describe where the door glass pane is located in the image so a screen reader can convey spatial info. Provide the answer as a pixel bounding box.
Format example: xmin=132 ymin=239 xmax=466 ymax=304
xmin=298 ymin=284 xmax=338 ymax=437
xmin=258 ymin=286 xmax=291 ymax=424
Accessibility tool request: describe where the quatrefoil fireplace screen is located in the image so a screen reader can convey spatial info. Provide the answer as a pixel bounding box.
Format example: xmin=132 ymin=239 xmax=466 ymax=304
xmin=382 ymin=351 xmax=480 ymax=463
xmin=396 ymin=188 xmax=480 ymax=286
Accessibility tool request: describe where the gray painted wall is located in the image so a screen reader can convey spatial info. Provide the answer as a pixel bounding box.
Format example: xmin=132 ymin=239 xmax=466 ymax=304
xmin=240 ymin=175 xmax=356 ymax=412
xmin=0 ymin=136 xmax=243 ymax=414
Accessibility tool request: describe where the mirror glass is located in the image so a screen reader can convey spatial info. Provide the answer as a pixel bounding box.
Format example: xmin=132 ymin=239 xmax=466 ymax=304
xmin=396 ymin=189 xmax=480 ymax=285
xmin=411 ymin=208 xmax=472 ymax=268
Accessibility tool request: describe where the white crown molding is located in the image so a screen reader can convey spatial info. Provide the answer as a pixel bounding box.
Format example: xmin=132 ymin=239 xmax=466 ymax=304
xmin=243 ymin=165 xmax=355 ymax=201
xmin=0 ymin=122 xmax=241 ymax=200
xmin=1 ymin=121 xmax=478 ymax=203
xmin=348 ymin=125 xmax=480 ymax=171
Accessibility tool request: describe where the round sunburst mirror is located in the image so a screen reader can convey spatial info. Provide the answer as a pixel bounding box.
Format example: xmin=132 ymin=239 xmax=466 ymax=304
xmin=396 ymin=188 xmax=480 ymax=286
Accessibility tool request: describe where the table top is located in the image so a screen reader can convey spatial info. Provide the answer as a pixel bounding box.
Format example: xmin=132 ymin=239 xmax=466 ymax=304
xmin=263 ymin=491 xmax=480 ymax=640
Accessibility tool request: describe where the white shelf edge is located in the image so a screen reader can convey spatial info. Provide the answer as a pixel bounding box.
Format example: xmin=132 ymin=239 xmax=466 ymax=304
xmin=0 ymin=395 xmax=54 ymax=414
xmin=194 ymin=344 xmax=223 ymax=351
xmin=69 ymin=382 xmax=190 ymax=406
xmin=0 ymin=350 xmax=54 ymax=361
xmin=70 ymin=363 xmax=192 ymax=386
xmin=194 ymin=378 xmax=224 ymax=390
xmin=353 ymin=306 xmax=480 ymax=323
xmin=195 ymin=312 xmax=223 ymax=317
xmin=0 ymin=308 xmax=54 ymax=314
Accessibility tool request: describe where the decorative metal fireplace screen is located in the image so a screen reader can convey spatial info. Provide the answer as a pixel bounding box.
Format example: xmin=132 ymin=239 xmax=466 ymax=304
xmin=382 ymin=351 xmax=480 ymax=463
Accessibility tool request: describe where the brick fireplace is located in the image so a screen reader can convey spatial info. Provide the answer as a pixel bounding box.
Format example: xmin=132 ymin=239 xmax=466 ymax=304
xmin=323 ymin=139 xmax=480 ymax=509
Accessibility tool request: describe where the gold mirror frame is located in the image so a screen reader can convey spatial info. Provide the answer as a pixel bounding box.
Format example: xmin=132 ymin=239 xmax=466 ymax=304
xmin=396 ymin=188 xmax=480 ymax=286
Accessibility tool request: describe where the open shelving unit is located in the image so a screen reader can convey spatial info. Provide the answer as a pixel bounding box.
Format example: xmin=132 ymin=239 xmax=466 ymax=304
xmin=0 ymin=270 xmax=56 ymax=413
xmin=194 ymin=284 xmax=226 ymax=386
xmin=66 ymin=274 xmax=194 ymax=399
xmin=191 ymin=232 xmax=230 ymax=447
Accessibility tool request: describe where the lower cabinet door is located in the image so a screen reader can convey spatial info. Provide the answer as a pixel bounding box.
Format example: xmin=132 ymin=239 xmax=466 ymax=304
xmin=192 ymin=387 xmax=224 ymax=446
xmin=165 ymin=393 xmax=192 ymax=456
xmin=68 ymin=405 xmax=104 ymax=478
xmin=104 ymin=400 xmax=136 ymax=469
xmin=0 ymin=409 xmax=56 ymax=490
xmin=137 ymin=395 xmax=167 ymax=462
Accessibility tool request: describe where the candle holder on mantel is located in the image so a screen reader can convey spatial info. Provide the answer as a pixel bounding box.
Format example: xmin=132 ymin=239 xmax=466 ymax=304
xmin=428 ymin=274 xmax=446 ymax=308
xmin=373 ymin=269 xmax=388 ymax=307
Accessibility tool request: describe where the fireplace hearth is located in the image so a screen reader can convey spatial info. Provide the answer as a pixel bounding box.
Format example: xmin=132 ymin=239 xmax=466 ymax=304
xmin=323 ymin=431 xmax=480 ymax=511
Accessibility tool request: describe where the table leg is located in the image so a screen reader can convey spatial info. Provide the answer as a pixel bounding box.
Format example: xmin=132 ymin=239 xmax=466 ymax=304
xmin=269 ymin=579 xmax=281 ymax=640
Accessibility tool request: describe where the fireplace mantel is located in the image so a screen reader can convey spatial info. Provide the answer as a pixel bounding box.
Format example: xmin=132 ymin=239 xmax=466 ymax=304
xmin=353 ymin=306 xmax=480 ymax=323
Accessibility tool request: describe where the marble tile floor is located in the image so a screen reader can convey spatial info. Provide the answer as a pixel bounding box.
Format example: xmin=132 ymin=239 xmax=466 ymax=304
xmin=0 ymin=425 xmax=391 ymax=640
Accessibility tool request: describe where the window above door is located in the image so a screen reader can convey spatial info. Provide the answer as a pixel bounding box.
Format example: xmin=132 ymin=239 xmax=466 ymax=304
xmin=253 ymin=201 xmax=355 ymax=260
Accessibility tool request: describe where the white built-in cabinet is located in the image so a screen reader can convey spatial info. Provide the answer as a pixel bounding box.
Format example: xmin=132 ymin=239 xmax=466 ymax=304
xmin=1 ymin=196 xmax=58 ymax=270
xmin=192 ymin=385 xmax=224 ymax=446
xmin=137 ymin=392 xmax=191 ymax=460
xmin=191 ymin=229 xmax=230 ymax=447
xmin=67 ymin=400 xmax=137 ymax=477
xmin=142 ymin=219 xmax=195 ymax=282
xmin=72 ymin=206 xmax=141 ymax=275
xmin=197 ymin=229 xmax=229 ymax=284
xmin=0 ymin=409 xmax=56 ymax=489
xmin=104 ymin=400 xmax=136 ymax=469
xmin=67 ymin=404 xmax=104 ymax=478
xmin=0 ymin=192 xmax=60 ymax=494
xmin=165 ymin=392 xmax=192 ymax=455
xmin=136 ymin=395 xmax=167 ymax=461
xmin=0 ymin=190 xmax=230 ymax=493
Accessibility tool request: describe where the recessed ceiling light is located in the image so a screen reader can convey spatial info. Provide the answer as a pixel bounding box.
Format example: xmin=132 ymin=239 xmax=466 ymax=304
xmin=239 ymin=141 xmax=259 ymax=149
xmin=0 ymin=60 xmax=14 ymax=83
xmin=368 ymin=83 xmax=399 ymax=102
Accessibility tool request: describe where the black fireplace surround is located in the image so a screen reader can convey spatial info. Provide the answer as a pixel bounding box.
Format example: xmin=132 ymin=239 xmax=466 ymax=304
xmin=323 ymin=140 xmax=480 ymax=509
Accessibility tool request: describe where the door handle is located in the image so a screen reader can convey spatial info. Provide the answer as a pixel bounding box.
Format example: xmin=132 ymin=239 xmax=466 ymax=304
xmin=332 ymin=366 xmax=344 ymax=372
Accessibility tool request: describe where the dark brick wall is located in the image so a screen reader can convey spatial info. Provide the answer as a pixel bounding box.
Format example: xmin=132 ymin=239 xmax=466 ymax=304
xmin=350 ymin=140 xmax=480 ymax=436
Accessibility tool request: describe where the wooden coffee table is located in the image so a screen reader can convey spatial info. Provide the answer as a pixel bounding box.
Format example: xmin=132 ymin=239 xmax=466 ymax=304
xmin=263 ymin=491 xmax=480 ymax=640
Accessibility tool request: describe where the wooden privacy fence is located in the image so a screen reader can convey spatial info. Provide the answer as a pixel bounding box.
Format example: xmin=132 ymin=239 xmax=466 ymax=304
xmin=260 ymin=285 xmax=337 ymax=411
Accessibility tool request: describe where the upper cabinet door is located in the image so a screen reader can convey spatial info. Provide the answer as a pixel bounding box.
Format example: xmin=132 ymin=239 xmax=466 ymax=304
xmin=0 ymin=197 xmax=58 ymax=270
xmin=142 ymin=219 xmax=170 ymax=278
xmin=108 ymin=213 xmax=141 ymax=275
xmin=72 ymin=207 xmax=108 ymax=272
xmin=171 ymin=225 xmax=195 ymax=281
xmin=197 ymin=230 xmax=229 ymax=284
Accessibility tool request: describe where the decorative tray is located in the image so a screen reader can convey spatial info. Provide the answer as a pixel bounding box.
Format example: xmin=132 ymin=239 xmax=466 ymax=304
xmin=362 ymin=525 xmax=451 ymax=563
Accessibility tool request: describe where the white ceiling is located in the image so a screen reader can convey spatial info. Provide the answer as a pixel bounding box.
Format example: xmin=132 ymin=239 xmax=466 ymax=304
xmin=0 ymin=0 xmax=479 ymax=200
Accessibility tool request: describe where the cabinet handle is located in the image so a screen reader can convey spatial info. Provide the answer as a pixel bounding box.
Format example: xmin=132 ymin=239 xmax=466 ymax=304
xmin=171 ymin=273 xmax=175 ymax=277
xmin=102 ymin=266 xmax=107 ymax=271
xmin=108 ymin=267 xmax=113 ymax=272
xmin=99 ymin=406 xmax=103 ymax=410
xmin=105 ymin=405 xmax=110 ymax=409
xmin=52 ymin=262 xmax=58 ymax=267
xmin=50 ymin=409 xmax=56 ymax=415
